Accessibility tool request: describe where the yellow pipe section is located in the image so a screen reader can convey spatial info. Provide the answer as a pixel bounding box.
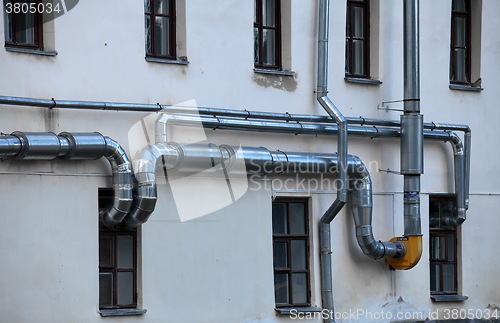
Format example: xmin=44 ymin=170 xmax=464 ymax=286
xmin=386 ymin=236 xmax=422 ymax=270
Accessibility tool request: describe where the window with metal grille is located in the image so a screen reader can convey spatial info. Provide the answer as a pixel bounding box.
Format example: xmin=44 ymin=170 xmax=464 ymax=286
xmin=272 ymin=198 xmax=310 ymax=307
xmin=429 ymin=195 xmax=458 ymax=295
xmin=145 ymin=0 xmax=176 ymax=59
xmin=345 ymin=0 xmax=370 ymax=78
xmin=3 ymin=0 xmax=43 ymax=50
xmin=254 ymin=0 xmax=281 ymax=69
xmin=450 ymin=0 xmax=471 ymax=84
xmin=98 ymin=189 xmax=137 ymax=309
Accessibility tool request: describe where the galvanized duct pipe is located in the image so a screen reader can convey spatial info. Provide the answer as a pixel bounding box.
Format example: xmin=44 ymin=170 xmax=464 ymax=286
xmin=158 ymin=113 xmax=467 ymax=225
xmin=124 ymin=141 xmax=403 ymax=261
xmin=401 ymin=0 xmax=423 ymax=239
xmin=0 ymin=94 xmax=472 ymax=208
xmin=0 ymin=132 xmax=133 ymax=228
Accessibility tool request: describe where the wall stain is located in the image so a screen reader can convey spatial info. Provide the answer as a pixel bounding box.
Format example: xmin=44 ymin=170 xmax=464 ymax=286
xmin=252 ymin=73 xmax=297 ymax=92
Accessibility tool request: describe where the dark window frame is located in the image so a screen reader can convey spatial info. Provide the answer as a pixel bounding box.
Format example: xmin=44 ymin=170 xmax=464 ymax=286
xmin=98 ymin=189 xmax=138 ymax=310
xmin=4 ymin=0 xmax=44 ymax=50
xmin=450 ymin=0 xmax=472 ymax=85
xmin=429 ymin=195 xmax=458 ymax=296
xmin=272 ymin=198 xmax=311 ymax=308
xmin=145 ymin=0 xmax=176 ymax=59
xmin=345 ymin=0 xmax=370 ymax=78
xmin=254 ymin=0 xmax=282 ymax=70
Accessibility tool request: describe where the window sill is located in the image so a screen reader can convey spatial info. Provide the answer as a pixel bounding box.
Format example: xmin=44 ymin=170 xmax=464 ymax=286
xmin=254 ymin=68 xmax=295 ymax=77
xmin=275 ymin=307 xmax=322 ymax=315
xmin=449 ymin=84 xmax=483 ymax=92
xmin=5 ymin=47 xmax=57 ymax=56
xmin=145 ymin=57 xmax=189 ymax=65
xmin=345 ymin=77 xmax=382 ymax=85
xmin=99 ymin=309 xmax=147 ymax=317
xmin=430 ymin=295 xmax=468 ymax=302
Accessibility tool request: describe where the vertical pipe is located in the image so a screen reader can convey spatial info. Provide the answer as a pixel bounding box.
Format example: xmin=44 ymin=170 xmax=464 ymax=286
xmin=316 ymin=0 xmax=347 ymax=320
xmin=464 ymin=130 xmax=471 ymax=209
xmin=401 ymin=0 xmax=423 ymax=237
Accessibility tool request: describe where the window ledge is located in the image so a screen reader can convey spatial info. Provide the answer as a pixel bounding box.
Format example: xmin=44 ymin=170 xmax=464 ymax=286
xmin=5 ymin=47 xmax=57 ymax=56
xmin=145 ymin=57 xmax=189 ymax=65
xmin=431 ymin=295 xmax=468 ymax=302
xmin=449 ymin=84 xmax=483 ymax=92
xmin=345 ymin=77 xmax=382 ymax=85
xmin=254 ymin=68 xmax=295 ymax=77
xmin=99 ymin=309 xmax=147 ymax=317
xmin=275 ymin=307 xmax=322 ymax=315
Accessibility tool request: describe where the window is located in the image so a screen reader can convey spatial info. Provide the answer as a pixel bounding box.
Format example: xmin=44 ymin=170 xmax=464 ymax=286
xmin=450 ymin=0 xmax=471 ymax=84
xmin=429 ymin=195 xmax=458 ymax=295
xmin=254 ymin=0 xmax=281 ymax=69
xmin=345 ymin=0 xmax=370 ymax=78
xmin=3 ymin=0 xmax=43 ymax=50
xmin=98 ymin=189 xmax=138 ymax=310
xmin=145 ymin=0 xmax=176 ymax=59
xmin=272 ymin=198 xmax=310 ymax=307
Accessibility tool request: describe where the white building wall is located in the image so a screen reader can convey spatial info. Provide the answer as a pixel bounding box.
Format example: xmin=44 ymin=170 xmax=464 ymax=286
xmin=0 ymin=1 xmax=499 ymax=322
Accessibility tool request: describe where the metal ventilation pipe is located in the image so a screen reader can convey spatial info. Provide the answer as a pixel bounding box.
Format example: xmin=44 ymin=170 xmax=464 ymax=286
xmin=124 ymin=140 xmax=403 ymax=263
xmin=0 ymin=132 xmax=133 ymax=228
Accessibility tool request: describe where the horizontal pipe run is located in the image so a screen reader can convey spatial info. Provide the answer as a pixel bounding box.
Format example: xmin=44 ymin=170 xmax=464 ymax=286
xmin=0 ymin=95 xmax=470 ymax=133
xmin=0 ymin=132 xmax=133 ymax=228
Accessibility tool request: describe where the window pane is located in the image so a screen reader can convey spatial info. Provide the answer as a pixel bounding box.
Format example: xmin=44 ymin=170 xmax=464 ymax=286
xmin=289 ymin=203 xmax=305 ymax=234
xmin=291 ymin=240 xmax=306 ymax=270
xmin=272 ymin=203 xmax=287 ymax=234
xmin=145 ymin=15 xmax=152 ymax=54
xmin=262 ymin=29 xmax=276 ymax=66
xmin=4 ymin=10 xmax=12 ymax=42
xmin=443 ymin=264 xmax=456 ymax=292
xmin=154 ymin=16 xmax=170 ymax=56
xmin=352 ymin=39 xmax=365 ymax=75
xmin=431 ymin=236 xmax=446 ymax=260
xmin=430 ymin=264 xmax=440 ymax=292
xmin=291 ymin=273 xmax=307 ymax=304
xmin=99 ymin=273 xmax=113 ymax=306
xmin=144 ymin=0 xmax=150 ymax=12
xmin=254 ymin=27 xmax=259 ymax=64
xmin=274 ymin=273 xmax=289 ymax=304
xmin=99 ymin=238 xmax=113 ymax=267
xmin=429 ymin=199 xmax=440 ymax=228
xmin=117 ymin=272 xmax=134 ymax=305
xmin=274 ymin=242 xmax=287 ymax=268
xmin=352 ymin=6 xmax=365 ymax=38
xmin=447 ymin=234 xmax=455 ymax=261
xmin=453 ymin=0 xmax=466 ymax=12
xmin=345 ymin=38 xmax=350 ymax=73
xmin=454 ymin=48 xmax=467 ymax=82
xmin=263 ymin=0 xmax=276 ymax=27
xmin=155 ymin=0 xmax=170 ymax=14
xmin=454 ymin=17 xmax=467 ymax=47
xmin=14 ymin=12 xmax=35 ymax=44
xmin=117 ymin=235 xmax=134 ymax=268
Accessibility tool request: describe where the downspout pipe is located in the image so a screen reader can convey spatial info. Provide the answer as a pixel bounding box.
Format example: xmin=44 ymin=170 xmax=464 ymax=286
xmin=317 ymin=0 xmax=347 ymax=319
xmin=0 ymin=132 xmax=133 ymax=228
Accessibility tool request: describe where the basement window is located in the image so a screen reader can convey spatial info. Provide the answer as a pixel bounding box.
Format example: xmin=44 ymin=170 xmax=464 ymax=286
xmin=272 ymin=198 xmax=311 ymax=308
xmin=98 ymin=188 xmax=145 ymax=316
